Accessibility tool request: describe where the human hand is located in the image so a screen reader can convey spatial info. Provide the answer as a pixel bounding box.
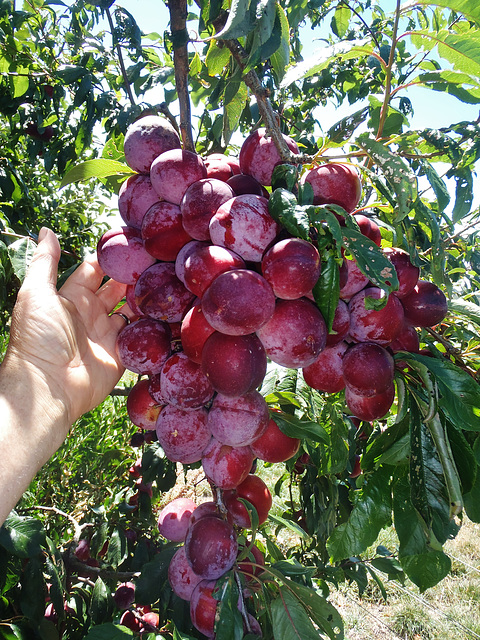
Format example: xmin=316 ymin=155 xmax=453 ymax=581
xmin=6 ymin=227 xmax=134 ymax=425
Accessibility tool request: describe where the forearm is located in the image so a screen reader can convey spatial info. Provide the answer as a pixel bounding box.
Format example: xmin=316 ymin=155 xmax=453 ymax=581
xmin=0 ymin=350 xmax=70 ymax=526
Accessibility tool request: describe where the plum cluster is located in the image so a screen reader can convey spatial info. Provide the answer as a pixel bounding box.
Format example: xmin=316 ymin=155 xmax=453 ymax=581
xmin=97 ymin=114 xmax=448 ymax=637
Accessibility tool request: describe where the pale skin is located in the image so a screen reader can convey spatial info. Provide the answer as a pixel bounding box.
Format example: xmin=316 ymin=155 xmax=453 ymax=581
xmin=0 ymin=228 xmax=135 ymax=526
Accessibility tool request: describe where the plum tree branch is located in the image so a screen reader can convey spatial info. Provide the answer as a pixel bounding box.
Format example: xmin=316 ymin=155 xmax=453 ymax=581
xmin=106 ymin=7 xmax=136 ymax=108
xmin=221 ymin=38 xmax=311 ymax=166
xmin=166 ymin=0 xmax=195 ymax=152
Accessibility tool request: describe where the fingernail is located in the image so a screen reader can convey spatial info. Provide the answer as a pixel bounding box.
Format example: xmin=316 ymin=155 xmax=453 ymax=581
xmin=38 ymin=227 xmax=48 ymax=243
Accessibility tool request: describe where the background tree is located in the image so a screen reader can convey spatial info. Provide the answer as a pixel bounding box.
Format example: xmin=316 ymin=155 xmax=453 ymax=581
xmin=1 ymin=0 xmax=480 ymax=638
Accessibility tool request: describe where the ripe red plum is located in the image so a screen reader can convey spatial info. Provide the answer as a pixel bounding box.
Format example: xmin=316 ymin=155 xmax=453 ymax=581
xmin=401 ymin=280 xmax=448 ymax=327
xmin=208 ymin=391 xmax=269 ymax=447
xmin=223 ymin=474 xmax=272 ymax=528
xmin=116 ymin=318 xmax=171 ymax=375
xmin=141 ymin=201 xmax=192 ymax=261
xmin=201 ymin=332 xmax=267 ymax=397
xmin=126 ymin=378 xmax=163 ymax=429
xmin=180 ymin=301 xmax=215 ymax=364
xmin=113 ymin=582 xmax=135 ymax=610
xmin=261 ymin=238 xmax=321 ymax=299
xmin=155 ymin=405 xmax=211 ymax=464
xmin=301 ymin=163 xmax=362 ymax=213
xmin=97 ymin=227 xmax=156 ymax=285
xmin=175 ymin=240 xmax=209 ymax=286
xmin=150 ymin=149 xmax=207 ymax=205
xmin=302 ymin=341 xmax=348 ymax=393
xmin=256 ymin=298 xmax=327 ymax=368
xmin=384 ymin=248 xmax=420 ymax=299
xmin=345 ymin=383 xmax=395 ymax=422
xmin=160 ymin=352 xmax=214 ymax=409
xmin=209 ymin=194 xmax=280 ymax=262
xmin=189 ymin=579 xmax=218 ymax=637
xmin=168 ymin=546 xmax=203 ymax=601
xmin=134 ymin=262 xmax=195 ymax=323
xmin=202 ymin=269 xmax=275 ymax=336
xmin=227 ymin=173 xmax=267 ymax=197
xmin=250 ymin=417 xmax=301 ymax=463
xmin=118 ymin=174 xmax=161 ymax=229
xmin=204 ymin=153 xmax=235 ymax=181
xmin=325 ymin=299 xmax=351 ymax=346
xmin=183 ymin=244 xmax=245 ymax=298
xmin=239 ymin=128 xmax=299 ymax=186
xmin=390 ymin=322 xmax=420 ymax=353
xmin=185 ymin=516 xmax=238 ymax=579
xmin=342 ymin=342 xmax=394 ymax=396
xmin=181 ymin=178 xmax=235 ymax=240
xmin=157 ymin=497 xmax=197 ymax=542
xmin=339 ymin=258 xmax=369 ymax=300
xmin=348 ymin=287 xmax=404 ymax=345
xmin=201 ymin=438 xmax=254 ymax=489
xmin=353 ymin=214 xmax=382 ymax=246
xmin=123 ymin=115 xmax=181 ymax=173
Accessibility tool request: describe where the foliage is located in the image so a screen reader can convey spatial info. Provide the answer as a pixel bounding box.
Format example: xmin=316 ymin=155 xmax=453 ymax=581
xmin=1 ymin=0 xmax=480 ymax=638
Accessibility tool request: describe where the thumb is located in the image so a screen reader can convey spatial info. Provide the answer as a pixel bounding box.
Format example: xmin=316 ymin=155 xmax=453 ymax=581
xmin=24 ymin=227 xmax=61 ymax=290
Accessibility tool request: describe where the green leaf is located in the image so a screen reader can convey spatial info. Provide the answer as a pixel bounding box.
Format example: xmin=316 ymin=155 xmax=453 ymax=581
xmin=464 ymin=465 xmax=480 ymax=522
xmin=55 ymin=65 xmax=87 ymax=84
xmin=327 ymin=466 xmax=392 ymax=562
xmin=7 ymin=237 xmax=36 ymax=283
xmin=410 ymin=29 xmax=480 ymax=77
xmin=449 ymin=296 xmax=480 ymax=326
xmin=402 ymin=0 xmax=480 ymax=24
xmin=409 ymin=408 xmax=451 ymax=545
xmin=271 ymin=588 xmax=323 ymax=640
xmin=271 ymin=164 xmax=299 ymax=192
xmin=416 ymin=69 xmax=480 ymax=104
xmin=205 ymin=41 xmax=231 ymax=76
xmin=400 ymin=551 xmax=451 ymax=592
xmin=312 ymin=252 xmax=340 ymax=332
xmin=19 ymin=557 xmax=46 ymax=621
xmin=214 ymin=574 xmax=243 ymax=640
xmin=414 ymin=199 xmax=445 ymax=284
xmin=11 ymin=74 xmax=29 ymax=98
xmin=403 ymin=353 xmax=480 ymax=431
xmin=451 ymin=168 xmax=473 ymax=223
xmin=326 ymin=107 xmax=369 ymax=147
xmin=84 ymin=624 xmax=134 ymax=640
xmin=355 ymin=134 xmax=417 ymax=222
xmin=268 ymin=189 xmax=310 ymax=239
xmin=341 ymin=227 xmax=399 ymax=294
xmin=213 ymin=0 xmax=257 ymax=40
xmin=104 ymin=527 xmax=128 ymax=569
xmin=362 ymin=414 xmax=410 ymax=471
xmin=271 ymin=411 xmax=328 ymax=444
xmin=269 ymin=514 xmax=310 ymax=540
xmin=89 ymin=577 xmax=113 ymax=625
xmin=418 ymin=159 xmax=450 ymax=213
xmin=60 ymin=159 xmax=135 ymax=188
xmin=135 ymin=547 xmax=177 ymax=605
xmin=223 ymin=82 xmax=248 ymax=146
xmin=270 ymin=5 xmax=290 ymax=82
xmin=280 ymin=39 xmax=373 ymax=88
xmin=0 ymin=513 xmax=46 ymax=558
xmin=331 ymin=5 xmax=351 ymax=39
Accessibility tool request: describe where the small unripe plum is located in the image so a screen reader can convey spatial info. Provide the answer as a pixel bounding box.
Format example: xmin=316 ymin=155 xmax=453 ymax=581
xmin=201 ymin=332 xmax=267 ymax=397
xmin=383 ymin=248 xmax=420 ymax=299
xmin=202 ymin=269 xmax=276 ymax=336
xmin=209 ymin=194 xmax=280 ymax=262
xmin=227 ymin=173 xmax=266 ymax=197
xmin=239 ymin=128 xmax=299 ymax=186
xmin=134 ymin=262 xmax=195 ymax=323
xmin=183 ymin=244 xmax=245 ymax=298
xmin=116 ymin=317 xmax=171 ymax=375
xmin=301 ymin=163 xmax=362 ymax=213
xmin=353 ymin=214 xmax=382 ymax=246
xmin=150 ymin=149 xmax=207 ymax=205
xmin=97 ymin=226 xmax=156 ymax=285
xmin=123 ymin=115 xmax=181 ymax=173
xmin=118 ymin=174 xmax=162 ymax=229
xmin=180 ymin=301 xmax=216 ymax=364
xmin=302 ymin=341 xmax=348 ymax=393
xmin=401 ymin=280 xmax=448 ymax=327
xmin=113 ymin=582 xmax=135 ymax=610
xmin=130 ymin=431 xmax=145 ymax=448
xmin=223 ymin=474 xmax=272 ymax=528
xmin=342 ymin=342 xmax=394 ymax=396
xmin=256 ymin=298 xmax=327 ymax=368
xmin=339 ymin=258 xmax=369 ymax=300
xmin=155 ymin=405 xmax=211 ymax=464
xmin=168 ymin=546 xmax=203 ymax=601
xmin=185 ymin=516 xmax=238 ymax=579
xmin=207 ymin=391 xmax=269 ymax=447
xmin=261 ymin=238 xmax=321 ymax=300
xmin=250 ymin=417 xmax=301 ymax=463
xmin=160 ymin=352 xmax=214 ymax=410
xmin=190 ymin=579 xmax=218 ymax=637
xmin=175 ymin=239 xmax=209 ymax=286
xmin=201 ymin=438 xmax=254 ymax=489
xmin=345 ymin=382 xmax=395 ymax=422
xmin=181 ymin=178 xmax=235 ymax=240
xmin=325 ymin=299 xmax=351 ymax=346
xmin=348 ymin=287 xmax=404 ymax=346
xmin=157 ymin=497 xmax=197 ymax=542
xmin=126 ymin=378 xmax=163 ymax=429
xmin=141 ymin=201 xmax=193 ymax=261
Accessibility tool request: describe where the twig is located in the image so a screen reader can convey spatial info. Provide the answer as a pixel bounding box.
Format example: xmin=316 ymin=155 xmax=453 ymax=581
xmin=67 ymin=556 xmax=140 ymax=581
xmin=106 ymin=7 xmax=136 ymax=108
xmin=376 ymin=0 xmax=402 ymax=140
xmin=166 ymin=0 xmax=195 ymax=151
